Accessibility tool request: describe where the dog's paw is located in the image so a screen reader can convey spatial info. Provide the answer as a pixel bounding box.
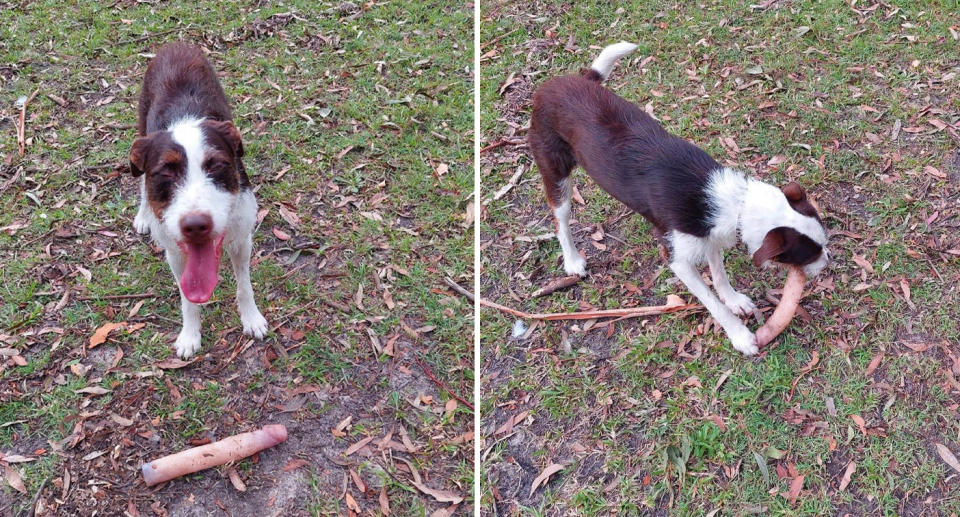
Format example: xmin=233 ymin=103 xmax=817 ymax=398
xmin=722 ymin=291 xmax=756 ymax=316
xmin=133 ymin=213 xmax=151 ymax=235
xmin=175 ymin=330 xmax=202 ymax=359
xmin=241 ymin=309 xmax=268 ymax=339
xmin=728 ymin=327 xmax=759 ymax=356
xmin=563 ymin=254 xmax=587 ymax=277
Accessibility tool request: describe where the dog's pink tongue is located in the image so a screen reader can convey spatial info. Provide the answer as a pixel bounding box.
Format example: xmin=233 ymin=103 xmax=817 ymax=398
xmin=180 ymin=241 xmax=220 ymax=304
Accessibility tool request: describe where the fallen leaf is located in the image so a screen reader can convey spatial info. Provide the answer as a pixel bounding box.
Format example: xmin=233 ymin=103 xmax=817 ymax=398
xmin=786 ymin=475 xmax=804 ymax=505
xmin=435 ymin=163 xmax=449 ymax=176
xmin=154 ymin=358 xmax=195 ymax=369
xmin=282 ymin=459 xmax=310 ymax=472
xmin=430 ymin=504 xmax=459 ymax=517
xmin=75 ymin=386 xmax=111 ymax=396
xmin=3 ymin=465 xmax=26 ymax=493
xmin=345 ymin=492 xmax=360 ymax=512
xmin=89 ymin=322 xmax=127 ymax=348
xmin=851 ymin=415 xmax=867 ymax=435
xmin=272 ymin=227 xmax=291 ymax=240
xmin=851 ymin=255 xmax=874 ymax=275
xmin=529 ymin=463 xmax=565 ymax=496
xmin=494 ymin=410 xmax=529 ymax=436
xmin=344 ymin=436 xmax=374 ymax=456
xmin=379 ymin=486 xmax=391 ymax=515
xmin=865 ymin=352 xmax=884 ymax=376
xmin=838 ymin=461 xmax=856 ymax=491
xmin=397 ymin=458 xmax=463 ymax=503
xmin=227 ymin=468 xmax=246 ymax=491
xmin=935 ymin=443 xmax=960 ymax=474
xmin=902 ymin=341 xmax=935 ymax=352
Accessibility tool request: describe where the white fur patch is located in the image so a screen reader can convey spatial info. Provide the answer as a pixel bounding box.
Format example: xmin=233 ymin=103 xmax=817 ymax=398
xmin=590 ymin=41 xmax=638 ymax=80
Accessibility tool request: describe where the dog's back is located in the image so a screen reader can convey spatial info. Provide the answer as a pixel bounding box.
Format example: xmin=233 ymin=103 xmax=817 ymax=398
xmin=138 ymin=43 xmax=232 ymax=136
xmin=530 ymin=58 xmax=720 ymax=236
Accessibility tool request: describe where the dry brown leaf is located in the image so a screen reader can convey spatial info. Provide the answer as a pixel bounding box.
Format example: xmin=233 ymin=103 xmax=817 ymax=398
xmin=155 ymin=358 xmax=195 ymax=369
xmin=494 ymin=409 xmax=529 ymax=436
xmin=345 ymin=492 xmax=360 ymax=512
xmin=400 ymin=458 xmax=464 ymax=503
xmin=430 ymin=504 xmax=459 ymax=517
xmin=379 ymin=486 xmax=390 ymax=515
xmin=227 ymin=468 xmax=246 ymax=491
xmin=530 ymin=463 xmax=565 ymax=496
xmin=344 ymin=436 xmax=374 ymax=456
xmin=349 ymin=469 xmax=366 ymax=492
xmin=89 ymin=322 xmax=126 ymax=348
xmin=75 ymin=386 xmax=111 ymax=396
xmin=935 ymin=443 xmax=960 ymax=474
xmin=272 ymin=227 xmax=291 ymax=240
xmin=851 ymin=415 xmax=867 ymax=435
xmin=445 ymin=399 xmax=457 ymax=415
xmin=278 ymin=205 xmax=301 ymax=229
xmin=786 ymin=475 xmax=804 ymax=505
xmin=865 ymin=351 xmax=884 ymax=376
xmin=851 ymin=255 xmax=874 ymax=275
xmin=3 ymin=465 xmax=26 ymax=494
xmin=281 ymin=459 xmax=309 ymax=472
xmin=435 ymin=163 xmax=449 ymax=176
xmin=838 ymin=461 xmax=856 ymax=491
xmin=332 ymin=416 xmax=352 ymax=437
xmin=902 ymin=341 xmax=936 ymax=352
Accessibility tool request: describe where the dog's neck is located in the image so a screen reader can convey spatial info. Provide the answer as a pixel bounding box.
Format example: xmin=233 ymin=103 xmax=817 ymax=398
xmin=707 ymin=168 xmax=749 ymax=248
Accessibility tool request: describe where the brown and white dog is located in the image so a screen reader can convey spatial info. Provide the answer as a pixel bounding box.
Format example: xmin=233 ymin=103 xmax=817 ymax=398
xmin=129 ymin=43 xmax=267 ymax=358
xmin=529 ymin=42 xmax=829 ymax=355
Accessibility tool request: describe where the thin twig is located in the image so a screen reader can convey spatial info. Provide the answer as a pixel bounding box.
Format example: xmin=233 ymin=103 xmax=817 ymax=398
xmin=16 ymin=88 xmax=40 ymax=157
xmin=22 ymin=476 xmax=49 ymax=517
xmin=479 ymin=296 xmax=701 ymax=321
xmin=443 ymin=277 xmax=474 ymax=302
xmin=480 ymin=28 xmax=520 ymax=50
xmin=479 ymin=138 xmax=525 ymax=154
xmin=116 ymin=27 xmax=186 ymax=46
xmin=414 ymin=355 xmax=473 ymax=411
xmin=443 ymin=277 xmax=702 ymax=321
xmin=77 ymin=292 xmax=156 ymax=301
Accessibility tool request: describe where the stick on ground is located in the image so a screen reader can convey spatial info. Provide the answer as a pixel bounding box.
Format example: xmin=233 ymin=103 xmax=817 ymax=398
xmin=530 ymin=275 xmax=581 ymax=298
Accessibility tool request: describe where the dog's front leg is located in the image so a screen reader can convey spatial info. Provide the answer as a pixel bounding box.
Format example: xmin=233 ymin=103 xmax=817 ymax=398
xmin=133 ymin=176 xmax=151 ymax=235
xmin=228 ymin=236 xmax=268 ymax=339
xmin=706 ymin=247 xmax=755 ymax=316
xmin=166 ymin=248 xmax=203 ymax=358
xmin=670 ymin=260 xmax=758 ymax=356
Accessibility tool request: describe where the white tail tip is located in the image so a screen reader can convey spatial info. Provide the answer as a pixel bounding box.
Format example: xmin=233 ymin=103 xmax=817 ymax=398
xmin=589 ymin=41 xmax=639 ymax=80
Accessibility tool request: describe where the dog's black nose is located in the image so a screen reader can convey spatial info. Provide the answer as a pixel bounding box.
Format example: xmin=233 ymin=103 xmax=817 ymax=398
xmin=180 ymin=213 xmax=213 ymax=242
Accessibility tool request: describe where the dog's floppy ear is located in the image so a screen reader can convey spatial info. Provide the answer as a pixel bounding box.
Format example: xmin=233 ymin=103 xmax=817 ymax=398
xmin=781 ymin=181 xmax=806 ymax=202
xmin=753 ymin=227 xmax=789 ymax=268
xmin=129 ymin=136 xmax=151 ymax=177
xmin=205 ymin=120 xmax=244 ymax=158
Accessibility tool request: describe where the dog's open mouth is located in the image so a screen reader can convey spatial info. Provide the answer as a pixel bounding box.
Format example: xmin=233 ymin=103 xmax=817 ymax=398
xmin=178 ymin=235 xmax=225 ymax=304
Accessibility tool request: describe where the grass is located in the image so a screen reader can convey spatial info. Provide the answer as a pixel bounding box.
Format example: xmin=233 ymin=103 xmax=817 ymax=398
xmin=0 ymin=0 xmax=472 ymax=515
xmin=479 ymin=0 xmax=960 ymax=515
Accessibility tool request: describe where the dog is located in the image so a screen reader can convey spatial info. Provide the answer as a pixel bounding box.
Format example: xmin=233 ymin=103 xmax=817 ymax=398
xmin=128 ymin=43 xmax=268 ymax=358
xmin=528 ymin=42 xmax=829 ymax=355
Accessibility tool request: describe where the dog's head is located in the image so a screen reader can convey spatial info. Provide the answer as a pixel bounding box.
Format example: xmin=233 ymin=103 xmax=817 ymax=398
xmin=743 ymin=181 xmax=829 ymax=277
xmin=128 ymin=118 xmax=247 ymax=303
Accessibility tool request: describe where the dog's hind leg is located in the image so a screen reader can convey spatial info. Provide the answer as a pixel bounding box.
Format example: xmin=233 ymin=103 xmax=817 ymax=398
xmin=529 ymin=129 xmax=585 ymax=276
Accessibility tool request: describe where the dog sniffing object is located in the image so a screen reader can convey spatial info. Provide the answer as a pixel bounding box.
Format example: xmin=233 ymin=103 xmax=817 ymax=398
xmin=528 ymin=42 xmax=828 ymax=355
xmin=141 ymin=424 xmax=288 ymax=486
xmin=129 ymin=43 xmax=268 ymax=358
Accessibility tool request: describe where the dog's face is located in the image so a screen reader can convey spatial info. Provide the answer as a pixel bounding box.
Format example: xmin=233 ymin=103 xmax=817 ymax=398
xmin=744 ymin=182 xmax=829 ymax=277
xmin=129 ymin=118 xmax=246 ymax=303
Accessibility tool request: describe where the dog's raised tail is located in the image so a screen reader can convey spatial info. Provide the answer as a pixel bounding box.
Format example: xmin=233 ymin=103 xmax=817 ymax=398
xmin=585 ymin=41 xmax=638 ymax=81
